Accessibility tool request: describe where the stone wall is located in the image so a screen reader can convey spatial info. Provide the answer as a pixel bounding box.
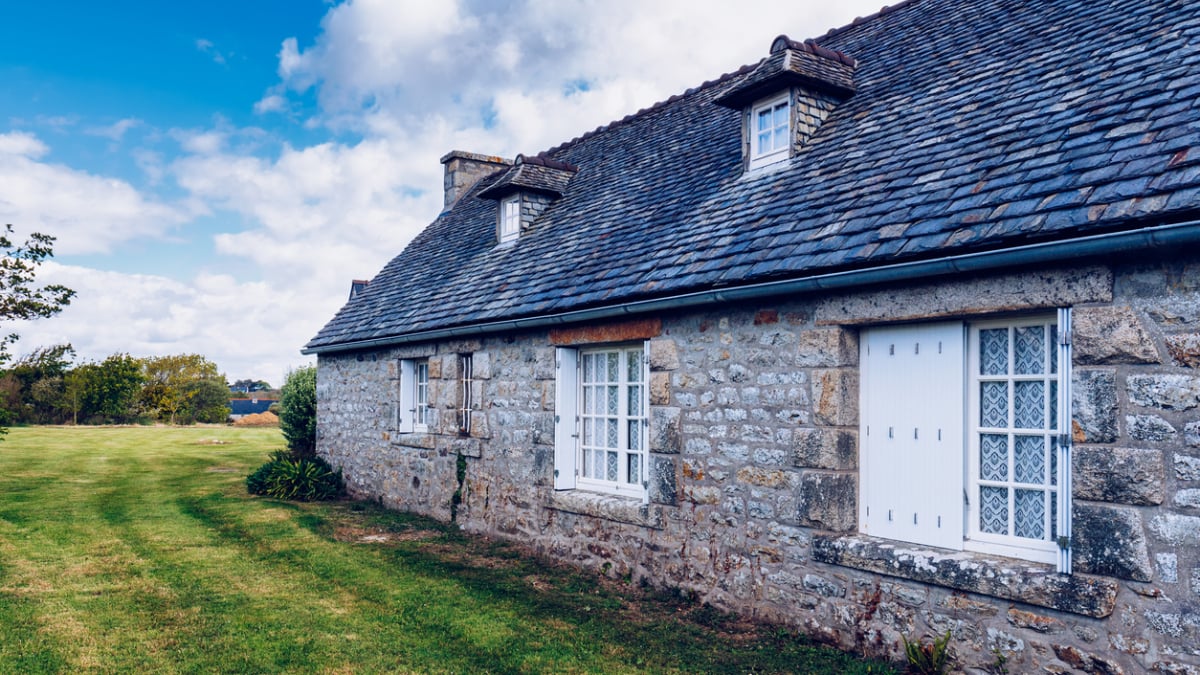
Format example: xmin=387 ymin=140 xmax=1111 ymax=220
xmin=317 ymin=256 xmax=1200 ymax=673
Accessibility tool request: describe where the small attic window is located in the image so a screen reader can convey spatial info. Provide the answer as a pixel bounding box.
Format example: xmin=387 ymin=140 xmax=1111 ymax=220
xmin=749 ymin=93 xmax=791 ymax=170
xmin=499 ymin=195 xmax=521 ymax=243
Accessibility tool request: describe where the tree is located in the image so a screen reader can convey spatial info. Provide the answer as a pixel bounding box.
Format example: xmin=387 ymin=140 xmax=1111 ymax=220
xmin=76 ymin=354 xmax=144 ymax=424
xmin=0 ymin=226 xmax=74 ymax=433
xmin=180 ymin=378 xmax=231 ymax=424
xmin=140 ymin=354 xmax=224 ymax=424
xmin=5 ymin=344 xmax=75 ymax=424
xmin=279 ymin=366 xmax=317 ymax=457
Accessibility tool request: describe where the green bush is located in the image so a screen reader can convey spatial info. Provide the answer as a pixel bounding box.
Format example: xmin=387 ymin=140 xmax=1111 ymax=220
xmin=279 ymin=366 xmax=317 ymax=457
xmin=246 ymin=454 xmax=344 ymax=502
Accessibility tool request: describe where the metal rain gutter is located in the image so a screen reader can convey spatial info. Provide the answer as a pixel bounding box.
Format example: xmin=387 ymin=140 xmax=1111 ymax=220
xmin=303 ymin=219 xmax=1200 ymax=355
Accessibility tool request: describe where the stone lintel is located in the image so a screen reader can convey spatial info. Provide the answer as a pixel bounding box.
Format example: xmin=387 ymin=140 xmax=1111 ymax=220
xmin=811 ymin=534 xmax=1118 ymax=618
xmin=547 ymin=490 xmax=664 ymax=529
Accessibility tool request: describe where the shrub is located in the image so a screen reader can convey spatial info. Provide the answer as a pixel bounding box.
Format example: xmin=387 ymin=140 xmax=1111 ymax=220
xmin=279 ymin=366 xmax=317 ymax=457
xmin=246 ymin=454 xmax=344 ymax=502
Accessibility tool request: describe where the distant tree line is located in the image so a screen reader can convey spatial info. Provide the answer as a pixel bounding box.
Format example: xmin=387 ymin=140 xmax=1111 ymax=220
xmin=0 ymin=345 xmax=233 ymax=426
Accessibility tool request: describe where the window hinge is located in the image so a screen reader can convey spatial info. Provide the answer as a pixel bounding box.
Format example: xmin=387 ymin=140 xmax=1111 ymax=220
xmin=1058 ymin=432 xmax=1072 ymax=448
xmin=553 ymin=469 xmax=559 ymax=478
xmin=963 ymin=489 xmax=969 ymax=507
xmin=1059 ymin=331 xmax=1071 ymax=347
xmin=1057 ymin=535 xmax=1071 ymax=550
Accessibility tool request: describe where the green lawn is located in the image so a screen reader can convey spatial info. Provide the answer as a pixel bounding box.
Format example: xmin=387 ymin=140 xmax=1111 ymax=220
xmin=0 ymin=426 xmax=897 ymax=674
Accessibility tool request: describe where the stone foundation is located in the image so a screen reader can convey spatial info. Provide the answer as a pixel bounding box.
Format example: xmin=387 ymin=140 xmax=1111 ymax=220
xmin=317 ymin=257 xmax=1200 ymax=672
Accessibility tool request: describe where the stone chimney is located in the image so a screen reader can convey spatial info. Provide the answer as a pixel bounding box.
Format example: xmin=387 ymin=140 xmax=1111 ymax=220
xmin=439 ymin=150 xmax=512 ymax=208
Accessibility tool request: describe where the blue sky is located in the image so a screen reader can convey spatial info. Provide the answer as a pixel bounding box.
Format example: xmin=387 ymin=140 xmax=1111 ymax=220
xmin=0 ymin=0 xmax=886 ymax=383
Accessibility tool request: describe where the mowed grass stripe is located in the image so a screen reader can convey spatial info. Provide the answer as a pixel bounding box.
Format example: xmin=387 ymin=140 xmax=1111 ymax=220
xmin=0 ymin=426 xmax=895 ymax=674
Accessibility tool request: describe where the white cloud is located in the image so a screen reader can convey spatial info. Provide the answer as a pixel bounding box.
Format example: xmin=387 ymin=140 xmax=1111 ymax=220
xmin=9 ymin=262 xmax=313 ymax=382
xmin=85 ymin=118 xmax=142 ymax=142
xmin=0 ymin=132 xmax=191 ymax=255
xmin=196 ymin=37 xmax=229 ymax=65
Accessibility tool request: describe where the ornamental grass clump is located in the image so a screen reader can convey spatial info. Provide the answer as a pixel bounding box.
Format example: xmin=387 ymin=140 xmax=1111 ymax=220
xmin=246 ymin=450 xmax=344 ymax=502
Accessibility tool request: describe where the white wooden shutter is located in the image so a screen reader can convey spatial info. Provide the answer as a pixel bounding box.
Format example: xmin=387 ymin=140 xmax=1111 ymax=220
xmin=398 ymin=359 xmax=415 ymax=434
xmin=553 ymin=347 xmax=579 ymax=490
xmin=860 ymin=322 xmax=965 ymax=550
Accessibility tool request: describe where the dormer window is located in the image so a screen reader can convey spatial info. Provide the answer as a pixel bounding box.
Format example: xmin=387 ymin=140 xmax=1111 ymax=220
xmin=499 ymin=195 xmax=521 ymax=244
xmin=714 ymin=35 xmax=857 ymax=174
xmin=750 ymin=93 xmax=791 ymax=170
xmin=479 ymin=153 xmax=578 ymax=245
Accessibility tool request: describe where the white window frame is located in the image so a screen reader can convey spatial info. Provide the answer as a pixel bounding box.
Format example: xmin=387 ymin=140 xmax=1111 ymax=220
xmin=458 ymin=353 xmax=473 ymax=435
xmin=966 ymin=316 xmax=1063 ymax=565
xmin=859 ymin=311 xmax=1072 ymax=571
xmin=748 ymin=93 xmax=791 ymax=170
xmin=499 ymin=195 xmax=521 ymax=243
xmin=414 ymin=359 xmax=430 ymax=431
xmin=553 ymin=343 xmax=648 ymax=500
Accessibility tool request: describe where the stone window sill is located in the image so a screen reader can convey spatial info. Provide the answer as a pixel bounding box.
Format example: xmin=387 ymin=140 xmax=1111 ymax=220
xmin=391 ymin=433 xmax=435 ymax=450
xmin=812 ymin=534 xmax=1118 ymax=619
xmin=548 ymin=490 xmax=664 ymax=530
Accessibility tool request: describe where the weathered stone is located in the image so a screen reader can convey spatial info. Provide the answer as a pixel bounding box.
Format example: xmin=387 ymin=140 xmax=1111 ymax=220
xmin=1073 ymin=305 xmax=1160 ymax=365
xmin=796 ymin=471 xmax=856 ymax=532
xmin=647 ymin=338 xmax=680 ymax=371
xmin=471 ymin=351 xmax=492 ymax=379
xmin=795 ymin=328 xmax=859 ymax=367
xmin=1176 ymin=489 xmax=1200 ymax=508
xmin=812 ymin=369 xmax=858 ymax=426
xmin=649 ymin=455 xmax=677 ymax=506
xmin=682 ymin=485 xmax=721 ymax=505
xmin=649 ymin=372 xmax=671 ymax=405
xmin=1072 ymin=370 xmax=1119 ymax=443
xmin=1149 ymin=513 xmax=1200 ymax=545
xmin=1186 ymin=421 xmax=1200 ymax=447
xmin=1176 ymin=454 xmax=1200 ymax=480
xmin=1145 ymin=611 xmax=1185 ymax=638
xmin=1166 ymin=333 xmax=1200 ymax=368
xmin=802 ymin=574 xmax=845 ymax=598
xmin=1051 ymin=644 xmax=1126 ymax=675
xmin=1151 ymin=661 xmax=1200 ymax=675
xmin=1007 ymin=608 xmax=1064 ymax=633
xmin=736 ymin=467 xmax=799 ymax=489
xmin=1127 ymin=374 xmax=1200 ymax=411
xmin=792 ymin=427 xmax=857 ymax=470
xmin=1072 ymin=503 xmax=1152 ymax=582
xmin=1127 ymin=415 xmax=1176 ymax=443
xmin=1073 ymin=446 xmax=1164 ymax=505
xmin=812 ymin=534 xmax=1119 ymax=618
xmin=649 ymin=407 xmax=681 ymax=453
xmin=1156 ymin=552 xmax=1178 ymax=583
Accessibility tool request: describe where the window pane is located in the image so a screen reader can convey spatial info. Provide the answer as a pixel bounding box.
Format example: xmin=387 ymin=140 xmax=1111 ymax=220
xmin=606 ymin=451 xmax=618 ymax=481
xmin=1014 ymin=381 xmax=1045 ymax=429
xmin=606 ymin=353 xmax=619 ymax=382
xmin=1051 ymin=491 xmax=1058 ymax=539
xmin=628 ymin=454 xmax=640 ymax=485
xmin=626 ymin=350 xmax=641 ymax=382
xmin=1049 ymin=325 xmax=1059 ymax=374
xmin=1014 ymin=325 xmax=1045 ymax=374
xmin=757 ymin=109 xmax=772 ymax=131
xmin=628 ymin=385 xmax=642 ymax=417
xmin=773 ymin=103 xmax=788 ymax=127
xmin=980 ymin=434 xmax=1008 ymax=481
xmin=1049 ymin=380 xmax=1058 ymax=430
xmin=606 ymin=418 xmax=618 ymax=448
xmin=980 ymin=328 xmax=1008 ymax=375
xmin=607 ymin=385 xmax=618 ymax=415
xmin=1050 ymin=436 xmax=1058 ymax=486
xmin=1014 ymin=489 xmax=1046 ymax=539
xmin=773 ymin=126 xmax=787 ymax=151
xmin=1013 ymin=435 xmax=1045 ymax=484
xmin=980 ymin=486 xmax=1009 ymax=534
xmin=981 ymin=381 xmax=1008 ymax=427
xmin=757 ymin=131 xmax=771 ymax=153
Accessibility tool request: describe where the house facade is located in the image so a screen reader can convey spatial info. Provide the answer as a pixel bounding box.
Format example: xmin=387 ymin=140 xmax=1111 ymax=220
xmin=305 ymin=0 xmax=1200 ymax=670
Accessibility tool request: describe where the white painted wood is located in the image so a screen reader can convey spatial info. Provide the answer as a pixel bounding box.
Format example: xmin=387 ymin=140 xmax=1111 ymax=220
xmin=554 ymin=347 xmax=580 ymax=490
xmin=1057 ymin=307 xmax=1073 ymax=574
xmin=397 ymin=359 xmax=416 ymax=434
xmin=860 ymin=322 xmax=965 ymax=550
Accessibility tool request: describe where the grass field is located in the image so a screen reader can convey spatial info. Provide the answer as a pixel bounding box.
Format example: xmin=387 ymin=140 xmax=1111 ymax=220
xmin=0 ymin=426 xmax=897 ymax=674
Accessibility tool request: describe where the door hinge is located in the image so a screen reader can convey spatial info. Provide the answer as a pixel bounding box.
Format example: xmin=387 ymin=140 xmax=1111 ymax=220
xmin=1057 ymin=535 xmax=1071 ymax=550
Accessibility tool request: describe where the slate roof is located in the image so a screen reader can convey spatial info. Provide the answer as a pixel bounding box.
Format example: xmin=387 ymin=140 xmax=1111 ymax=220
xmin=307 ymin=0 xmax=1200 ymax=352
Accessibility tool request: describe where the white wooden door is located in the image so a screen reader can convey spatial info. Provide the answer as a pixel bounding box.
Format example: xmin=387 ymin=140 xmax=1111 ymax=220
xmin=860 ymin=322 xmax=964 ymax=550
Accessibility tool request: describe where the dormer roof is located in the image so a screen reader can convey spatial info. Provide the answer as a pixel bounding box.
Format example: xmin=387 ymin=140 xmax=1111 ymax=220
xmin=714 ymin=35 xmax=856 ymax=109
xmin=477 ymin=154 xmax=579 ymax=200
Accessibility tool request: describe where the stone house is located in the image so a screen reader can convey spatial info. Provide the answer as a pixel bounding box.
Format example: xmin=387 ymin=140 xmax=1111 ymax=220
xmin=304 ymin=0 xmax=1200 ymax=670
